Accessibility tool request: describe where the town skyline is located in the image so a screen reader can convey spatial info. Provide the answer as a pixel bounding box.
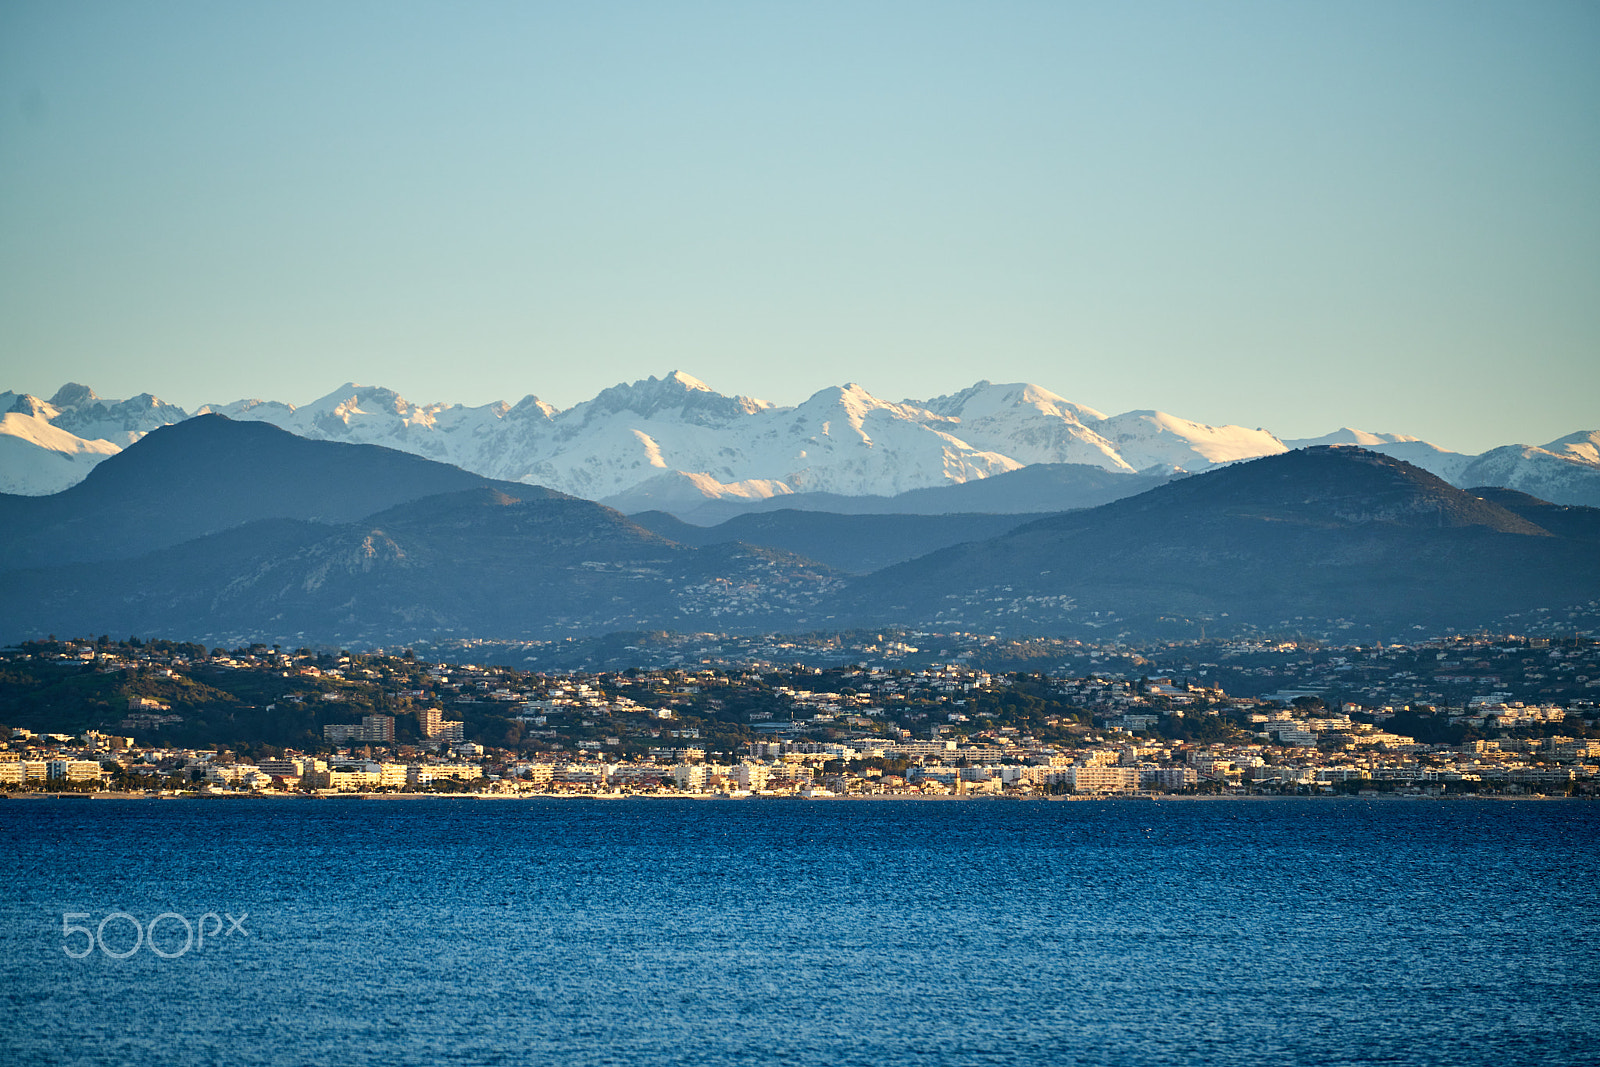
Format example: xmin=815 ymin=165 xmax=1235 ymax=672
xmin=6 ymin=628 xmax=1597 ymax=799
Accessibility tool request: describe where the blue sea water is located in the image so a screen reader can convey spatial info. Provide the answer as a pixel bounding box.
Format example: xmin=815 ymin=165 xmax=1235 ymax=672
xmin=1 ymin=796 xmax=1596 ymax=1066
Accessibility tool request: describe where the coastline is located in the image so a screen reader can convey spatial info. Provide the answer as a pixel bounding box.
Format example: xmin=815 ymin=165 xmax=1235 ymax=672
xmin=4 ymin=789 xmax=1583 ymax=802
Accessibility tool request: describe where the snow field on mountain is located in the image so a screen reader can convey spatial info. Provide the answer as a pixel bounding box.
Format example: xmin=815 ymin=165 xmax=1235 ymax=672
xmin=3 ymin=375 xmax=1596 ymax=510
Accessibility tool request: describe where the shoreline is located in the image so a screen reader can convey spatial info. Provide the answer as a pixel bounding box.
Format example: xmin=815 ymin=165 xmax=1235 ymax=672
xmin=4 ymin=790 xmax=1584 ymax=803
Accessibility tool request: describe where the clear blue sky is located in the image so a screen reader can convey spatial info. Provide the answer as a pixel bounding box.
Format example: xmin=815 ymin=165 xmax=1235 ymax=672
xmin=2 ymin=1 xmax=1596 ymax=452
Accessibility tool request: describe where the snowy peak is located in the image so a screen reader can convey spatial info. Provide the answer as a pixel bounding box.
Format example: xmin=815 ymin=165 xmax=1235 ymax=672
xmin=1457 ymin=440 xmax=1600 ymax=507
xmin=299 ymin=383 xmax=426 ymax=433
xmin=0 ymin=383 xmax=193 ymax=494
xmin=43 ymin=387 xmax=189 ymax=446
xmin=521 ymin=378 xmax=1020 ymax=501
xmin=784 ymin=385 xmax=1014 ymax=482
xmin=796 ymin=382 xmax=924 ymax=438
xmin=0 ymin=407 xmax=122 ymax=494
xmin=582 ymin=371 xmax=769 ymax=425
xmin=916 ymin=380 xmax=1106 ymax=425
xmin=198 ymin=397 xmax=297 ymax=420
xmin=1091 ymin=410 xmax=1286 ymax=470
xmin=662 ymin=369 xmax=711 ymax=393
xmin=1284 ymin=427 xmax=1424 ymax=448
xmin=507 ymin=395 xmax=558 ymax=421
xmin=1543 ymin=429 xmax=1600 ymax=466
xmin=49 ymin=382 xmax=100 ymax=408
xmin=5 ymin=393 xmax=57 ymax=419
xmin=0 ymin=410 xmax=121 ymax=455
xmin=908 ymin=380 xmax=1128 ymax=471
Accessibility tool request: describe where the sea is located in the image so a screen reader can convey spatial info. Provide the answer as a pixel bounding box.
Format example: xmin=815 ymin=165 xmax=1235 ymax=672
xmin=2 ymin=796 xmax=1596 ymax=1066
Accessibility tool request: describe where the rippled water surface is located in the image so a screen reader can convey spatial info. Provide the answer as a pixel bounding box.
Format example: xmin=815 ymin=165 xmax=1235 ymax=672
xmin=2 ymin=796 xmax=1596 ymax=1065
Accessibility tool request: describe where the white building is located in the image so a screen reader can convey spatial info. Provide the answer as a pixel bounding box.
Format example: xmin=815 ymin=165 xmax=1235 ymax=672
xmin=733 ymin=763 xmax=771 ymax=792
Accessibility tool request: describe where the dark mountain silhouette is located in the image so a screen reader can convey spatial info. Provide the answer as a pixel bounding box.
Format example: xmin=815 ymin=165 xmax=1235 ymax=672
xmin=3 ymin=435 xmax=1594 ymax=647
xmin=839 ymin=448 xmax=1598 ymax=633
xmin=0 ymin=486 xmax=838 ymax=646
xmin=628 ymin=509 xmax=1047 ymax=573
xmin=1467 ymin=487 xmax=1600 ymax=545
xmin=0 ymin=415 xmax=563 ymax=570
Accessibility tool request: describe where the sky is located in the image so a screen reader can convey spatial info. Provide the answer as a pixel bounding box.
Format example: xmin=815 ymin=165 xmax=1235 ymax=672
xmin=1 ymin=1 xmax=1596 ymax=453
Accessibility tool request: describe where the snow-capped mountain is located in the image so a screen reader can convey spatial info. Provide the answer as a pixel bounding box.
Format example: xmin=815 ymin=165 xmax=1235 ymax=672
xmin=1455 ymin=443 xmax=1600 ymax=508
xmin=3 ymin=373 xmax=1596 ymax=514
xmin=0 ymin=384 xmax=191 ymax=444
xmin=0 ymin=404 xmax=120 ymax=495
xmin=544 ymin=376 xmax=1025 ymax=502
xmin=1544 ymin=430 xmax=1600 ymax=467
xmin=910 ymin=382 xmax=1129 ymax=470
xmin=0 ymin=385 xmax=183 ymax=494
xmin=200 ymin=385 xmax=560 ymax=480
xmin=1092 ymin=410 xmax=1286 ymax=471
xmin=207 ymin=373 xmax=1025 ymax=503
xmin=1286 ymin=428 xmax=1422 ymax=448
xmin=908 ymin=382 xmax=1292 ymax=474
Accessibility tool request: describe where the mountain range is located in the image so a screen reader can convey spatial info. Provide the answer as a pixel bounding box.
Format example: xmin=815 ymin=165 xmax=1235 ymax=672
xmin=837 ymin=447 xmax=1600 ymax=637
xmin=4 ymin=375 xmax=1597 ymax=514
xmin=0 ymin=417 xmax=1595 ymax=647
xmin=0 ymin=418 xmax=838 ymax=646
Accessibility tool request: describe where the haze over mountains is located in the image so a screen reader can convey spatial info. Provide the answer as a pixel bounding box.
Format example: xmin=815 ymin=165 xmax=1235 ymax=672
xmin=3 ymin=374 xmax=1597 ymax=513
xmin=0 ymin=417 xmax=1595 ymax=648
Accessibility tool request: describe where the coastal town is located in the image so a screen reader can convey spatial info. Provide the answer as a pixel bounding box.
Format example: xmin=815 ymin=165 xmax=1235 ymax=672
xmin=3 ymin=630 xmax=1597 ymax=799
